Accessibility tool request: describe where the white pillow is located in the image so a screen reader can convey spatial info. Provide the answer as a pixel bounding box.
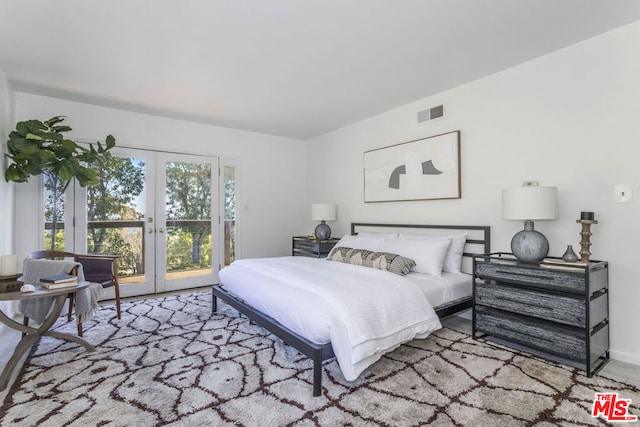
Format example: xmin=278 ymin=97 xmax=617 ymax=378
xmin=399 ymin=233 xmax=467 ymax=274
xmin=382 ymin=236 xmax=452 ymax=277
xmin=443 ymin=234 xmax=467 ymax=273
xmin=357 ymin=232 xmax=399 ymax=240
xmin=329 ymin=234 xmax=387 ymax=256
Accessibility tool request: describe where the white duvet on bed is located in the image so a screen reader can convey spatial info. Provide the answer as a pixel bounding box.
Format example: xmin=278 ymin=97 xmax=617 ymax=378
xmin=218 ymin=256 xmax=442 ymax=381
xmin=406 ymin=271 xmax=472 ymax=308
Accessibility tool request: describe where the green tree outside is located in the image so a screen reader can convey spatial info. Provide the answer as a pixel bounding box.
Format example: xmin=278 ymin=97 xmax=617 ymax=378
xmin=44 ymin=155 xmax=236 ymax=276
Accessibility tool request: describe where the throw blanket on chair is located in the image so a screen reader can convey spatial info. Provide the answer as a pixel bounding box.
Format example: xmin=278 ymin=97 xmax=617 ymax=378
xmin=19 ymin=258 xmax=105 ymax=325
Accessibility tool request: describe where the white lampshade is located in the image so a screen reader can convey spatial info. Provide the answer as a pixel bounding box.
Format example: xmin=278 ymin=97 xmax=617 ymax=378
xmin=502 ymin=186 xmax=558 ymax=221
xmin=311 ymin=203 xmax=336 ymax=221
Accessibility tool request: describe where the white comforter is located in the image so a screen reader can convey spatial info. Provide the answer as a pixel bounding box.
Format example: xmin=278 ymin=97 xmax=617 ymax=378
xmin=218 ymin=256 xmax=442 ymax=381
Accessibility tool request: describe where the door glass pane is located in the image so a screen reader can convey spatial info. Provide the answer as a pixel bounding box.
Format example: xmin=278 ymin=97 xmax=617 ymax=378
xmin=86 ymin=156 xmax=146 ymax=281
xmin=43 ymin=173 xmax=66 ymax=250
xmin=224 ymin=164 xmax=236 ymax=265
xmin=165 ymin=161 xmax=212 ymax=278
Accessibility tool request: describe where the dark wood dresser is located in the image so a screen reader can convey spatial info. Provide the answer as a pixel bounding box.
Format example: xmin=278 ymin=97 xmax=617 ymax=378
xmin=472 ymin=252 xmax=609 ymax=376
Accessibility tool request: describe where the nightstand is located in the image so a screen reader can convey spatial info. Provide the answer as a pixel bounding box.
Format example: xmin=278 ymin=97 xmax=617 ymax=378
xmin=472 ymin=252 xmax=609 ymax=377
xmin=292 ymin=236 xmax=339 ymax=258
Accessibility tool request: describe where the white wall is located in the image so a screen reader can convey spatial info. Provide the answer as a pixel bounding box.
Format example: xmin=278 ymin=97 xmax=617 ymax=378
xmin=0 ymin=70 xmax=15 ymax=257
xmin=0 ymin=71 xmax=18 ymax=328
xmin=307 ymin=21 xmax=640 ymax=365
xmin=13 ymin=93 xmax=308 ymax=264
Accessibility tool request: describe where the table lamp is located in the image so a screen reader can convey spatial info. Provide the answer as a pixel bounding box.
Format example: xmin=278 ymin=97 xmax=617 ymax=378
xmin=502 ymin=182 xmax=558 ymax=262
xmin=311 ymin=203 xmax=336 ymax=240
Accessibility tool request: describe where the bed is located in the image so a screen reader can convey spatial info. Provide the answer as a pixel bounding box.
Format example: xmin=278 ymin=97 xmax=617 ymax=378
xmin=212 ymin=223 xmax=490 ymax=396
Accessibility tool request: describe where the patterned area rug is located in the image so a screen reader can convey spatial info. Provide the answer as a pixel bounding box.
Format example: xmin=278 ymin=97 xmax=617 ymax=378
xmin=1 ymin=291 xmax=638 ymax=426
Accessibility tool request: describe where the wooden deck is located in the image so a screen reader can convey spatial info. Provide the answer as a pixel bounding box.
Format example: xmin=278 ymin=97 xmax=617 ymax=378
xmin=118 ymin=268 xmax=212 ymax=284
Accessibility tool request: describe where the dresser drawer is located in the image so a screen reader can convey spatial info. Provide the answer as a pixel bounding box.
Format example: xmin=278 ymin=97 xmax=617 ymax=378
xmin=475 ymin=306 xmax=586 ymax=363
xmin=293 ymin=239 xmax=314 ymax=249
xmin=292 ymin=237 xmax=338 ymax=257
xmin=475 ymin=283 xmax=608 ymax=329
xmin=475 ymin=282 xmax=584 ymax=327
xmin=475 ymin=261 xmax=607 ymax=294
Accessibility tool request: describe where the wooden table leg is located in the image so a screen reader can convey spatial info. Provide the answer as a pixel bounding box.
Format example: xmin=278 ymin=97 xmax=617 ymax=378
xmin=0 ymin=293 xmax=95 ymax=391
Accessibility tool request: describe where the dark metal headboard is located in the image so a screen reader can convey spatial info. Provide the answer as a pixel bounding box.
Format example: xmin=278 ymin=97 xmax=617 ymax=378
xmin=350 ymin=223 xmax=491 ymax=274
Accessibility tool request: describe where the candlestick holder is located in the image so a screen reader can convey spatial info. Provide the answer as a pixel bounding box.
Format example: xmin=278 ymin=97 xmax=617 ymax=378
xmin=576 ymin=219 xmax=597 ymax=263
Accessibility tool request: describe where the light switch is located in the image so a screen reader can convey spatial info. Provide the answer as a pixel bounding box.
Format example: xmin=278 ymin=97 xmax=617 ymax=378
xmin=615 ymin=185 xmax=632 ymax=203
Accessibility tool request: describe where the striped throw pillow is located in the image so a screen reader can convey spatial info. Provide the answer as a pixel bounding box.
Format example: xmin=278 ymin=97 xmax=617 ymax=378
xmin=328 ymin=247 xmax=415 ymax=276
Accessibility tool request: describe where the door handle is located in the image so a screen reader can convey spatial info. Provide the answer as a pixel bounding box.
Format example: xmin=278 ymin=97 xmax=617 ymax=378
xmin=158 ymin=227 xmax=165 ymax=233
xmin=147 ymin=228 xmax=153 ymax=234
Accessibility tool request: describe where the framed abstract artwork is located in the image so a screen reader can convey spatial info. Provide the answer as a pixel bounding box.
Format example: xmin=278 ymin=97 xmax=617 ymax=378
xmin=363 ymin=131 xmax=460 ymax=202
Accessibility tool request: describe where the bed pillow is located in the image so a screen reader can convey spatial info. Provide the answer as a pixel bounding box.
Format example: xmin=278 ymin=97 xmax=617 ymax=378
xmin=356 ymin=232 xmax=399 ymax=240
xmin=382 ymin=236 xmax=452 ymax=277
xmin=443 ymin=234 xmax=467 ymax=273
xmin=399 ymin=233 xmax=467 ymax=274
xmin=328 ymin=247 xmax=415 ymax=276
xmin=328 ymin=234 xmax=387 ymax=257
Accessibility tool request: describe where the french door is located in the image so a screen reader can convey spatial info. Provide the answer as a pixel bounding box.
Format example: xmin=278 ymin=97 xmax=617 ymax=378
xmin=72 ymin=148 xmax=220 ymax=298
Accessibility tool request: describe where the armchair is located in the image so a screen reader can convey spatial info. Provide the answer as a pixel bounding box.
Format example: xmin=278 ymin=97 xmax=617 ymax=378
xmin=73 ymin=254 xmax=121 ymax=320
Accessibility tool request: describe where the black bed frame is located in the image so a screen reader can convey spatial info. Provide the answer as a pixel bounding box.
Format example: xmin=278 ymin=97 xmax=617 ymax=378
xmin=212 ymin=223 xmax=491 ymax=396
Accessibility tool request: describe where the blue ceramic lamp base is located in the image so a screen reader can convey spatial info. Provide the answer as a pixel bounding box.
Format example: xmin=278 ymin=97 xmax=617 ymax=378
xmin=314 ymin=221 xmax=331 ymax=240
xmin=511 ymin=220 xmax=549 ymax=262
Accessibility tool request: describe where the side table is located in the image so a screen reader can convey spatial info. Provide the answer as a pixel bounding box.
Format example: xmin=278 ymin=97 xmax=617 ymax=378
xmin=0 ymin=281 xmax=96 ymax=391
xmin=292 ymin=236 xmax=340 ymax=258
xmin=0 ymin=274 xmax=22 ymax=293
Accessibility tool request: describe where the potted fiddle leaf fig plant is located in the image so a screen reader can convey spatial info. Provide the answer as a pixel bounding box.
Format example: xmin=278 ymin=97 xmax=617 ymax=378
xmin=4 ymin=116 xmax=116 ymax=249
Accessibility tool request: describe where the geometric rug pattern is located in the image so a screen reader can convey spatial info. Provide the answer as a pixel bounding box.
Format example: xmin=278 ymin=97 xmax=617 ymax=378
xmin=1 ymin=291 xmax=638 ymax=426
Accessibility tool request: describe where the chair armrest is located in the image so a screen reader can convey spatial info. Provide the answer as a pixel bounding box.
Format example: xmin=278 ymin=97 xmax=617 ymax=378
xmin=28 ymin=250 xmax=77 ymax=259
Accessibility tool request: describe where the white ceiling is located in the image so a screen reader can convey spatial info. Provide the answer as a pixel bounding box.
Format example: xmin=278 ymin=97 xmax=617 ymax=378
xmin=1 ymin=1 xmax=640 ymax=140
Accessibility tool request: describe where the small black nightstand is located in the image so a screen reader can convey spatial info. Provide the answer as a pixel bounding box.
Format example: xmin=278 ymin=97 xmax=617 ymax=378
xmin=292 ymin=236 xmax=339 ymax=258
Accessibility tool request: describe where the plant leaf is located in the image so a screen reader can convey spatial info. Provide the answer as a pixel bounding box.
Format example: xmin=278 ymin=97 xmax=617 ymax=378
xmin=18 ymin=141 xmax=42 ymax=155
xmin=105 ymin=135 xmax=116 ymax=150
xmin=7 ymin=135 xmax=27 ymax=153
xmin=4 ymin=164 xmax=27 ymax=182
xmin=51 ymin=125 xmax=72 ymax=133
xmin=15 ymin=120 xmax=46 ymax=137
xmin=61 ymin=139 xmax=82 ymax=151
xmin=25 ymin=133 xmax=44 ymax=141
xmin=39 ymin=132 xmax=64 ymax=141
xmin=78 ymin=167 xmax=99 ymax=186
xmin=43 ymin=116 xmax=66 ymax=127
xmin=57 ymin=163 xmax=72 ymax=181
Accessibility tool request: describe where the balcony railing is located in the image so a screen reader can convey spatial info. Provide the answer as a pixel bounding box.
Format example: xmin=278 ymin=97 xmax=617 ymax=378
xmin=45 ymin=219 xmax=236 ymax=272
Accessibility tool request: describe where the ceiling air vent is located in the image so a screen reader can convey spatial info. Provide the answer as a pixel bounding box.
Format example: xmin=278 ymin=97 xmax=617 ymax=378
xmin=417 ymin=104 xmax=445 ymax=123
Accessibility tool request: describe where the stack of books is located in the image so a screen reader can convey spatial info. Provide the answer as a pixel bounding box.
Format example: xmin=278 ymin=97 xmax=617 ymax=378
xmin=40 ymin=274 xmax=78 ymax=290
